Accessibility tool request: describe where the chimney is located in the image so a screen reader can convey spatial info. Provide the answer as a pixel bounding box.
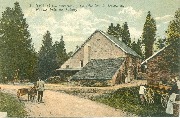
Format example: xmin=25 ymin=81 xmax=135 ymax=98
xmin=83 ymin=44 xmax=91 ymax=66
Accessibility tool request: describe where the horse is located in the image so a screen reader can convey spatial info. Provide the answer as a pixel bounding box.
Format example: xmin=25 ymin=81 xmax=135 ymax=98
xmin=17 ymin=86 xmax=37 ymax=102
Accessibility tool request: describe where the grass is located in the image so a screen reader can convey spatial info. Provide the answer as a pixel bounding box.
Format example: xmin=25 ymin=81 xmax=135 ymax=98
xmin=91 ymin=86 xmax=169 ymax=117
xmin=0 ymin=92 xmax=27 ymax=117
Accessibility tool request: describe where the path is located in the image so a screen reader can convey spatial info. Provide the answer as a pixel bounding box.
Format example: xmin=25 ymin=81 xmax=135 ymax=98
xmin=0 ymin=83 xmax=142 ymax=117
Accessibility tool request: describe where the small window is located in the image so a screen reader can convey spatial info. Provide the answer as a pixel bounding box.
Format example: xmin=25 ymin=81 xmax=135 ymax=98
xmin=80 ymin=60 xmax=83 ymax=67
xmin=66 ymin=65 xmax=69 ymax=68
xmin=97 ymin=39 xmax=100 ymax=41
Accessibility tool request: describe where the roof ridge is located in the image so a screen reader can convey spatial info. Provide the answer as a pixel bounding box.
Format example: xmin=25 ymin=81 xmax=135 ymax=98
xmin=69 ymin=29 xmax=141 ymax=58
xmin=141 ymin=44 xmax=170 ymax=65
xmin=98 ymin=30 xmax=141 ymax=57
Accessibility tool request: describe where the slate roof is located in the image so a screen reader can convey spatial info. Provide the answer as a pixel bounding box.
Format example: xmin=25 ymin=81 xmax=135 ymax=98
xmin=72 ymin=58 xmax=125 ymax=80
xmin=70 ymin=30 xmax=141 ymax=58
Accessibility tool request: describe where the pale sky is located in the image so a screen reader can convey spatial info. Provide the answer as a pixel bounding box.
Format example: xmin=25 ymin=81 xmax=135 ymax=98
xmin=0 ymin=0 xmax=179 ymax=52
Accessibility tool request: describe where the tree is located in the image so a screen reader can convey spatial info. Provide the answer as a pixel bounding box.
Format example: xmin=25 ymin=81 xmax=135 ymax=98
xmin=155 ymin=38 xmax=166 ymax=50
xmin=158 ymin=40 xmax=180 ymax=74
xmin=142 ymin=11 xmax=157 ymax=59
xmin=107 ymin=22 xmax=131 ymax=47
xmin=131 ymin=39 xmax=143 ymax=57
xmin=160 ymin=8 xmax=180 ymax=74
xmin=107 ymin=23 xmax=122 ymax=39
xmin=38 ymin=31 xmax=57 ymax=80
xmin=0 ymin=2 xmax=37 ymax=82
xmin=107 ymin=23 xmax=116 ymax=36
xmin=166 ymin=8 xmax=180 ymax=44
xmin=53 ymin=36 xmax=68 ymax=67
xmin=122 ymin=22 xmax=131 ymax=47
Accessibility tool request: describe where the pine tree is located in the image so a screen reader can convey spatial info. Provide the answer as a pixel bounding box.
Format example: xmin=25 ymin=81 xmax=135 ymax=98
xmin=107 ymin=23 xmax=122 ymax=39
xmin=122 ymin=22 xmax=131 ymax=47
xmin=159 ymin=8 xmax=180 ymax=74
xmin=107 ymin=23 xmax=115 ymax=36
xmin=0 ymin=2 xmax=37 ymax=81
xmin=114 ymin=24 xmax=122 ymax=39
xmin=166 ymin=8 xmax=180 ymax=44
xmin=158 ymin=40 xmax=180 ymax=74
xmin=53 ymin=36 xmax=68 ymax=67
xmin=38 ymin=31 xmax=57 ymax=80
xmin=142 ymin=11 xmax=157 ymax=59
xmin=131 ymin=39 xmax=143 ymax=57
xmin=155 ymin=38 xmax=166 ymax=50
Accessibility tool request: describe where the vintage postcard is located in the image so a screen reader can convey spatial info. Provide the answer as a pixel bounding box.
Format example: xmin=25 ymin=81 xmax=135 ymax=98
xmin=0 ymin=0 xmax=179 ymax=117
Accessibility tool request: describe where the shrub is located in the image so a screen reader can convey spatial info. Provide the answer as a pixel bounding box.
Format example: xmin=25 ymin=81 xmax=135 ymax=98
xmin=92 ymin=86 xmax=169 ymax=117
xmin=0 ymin=92 xmax=27 ymax=117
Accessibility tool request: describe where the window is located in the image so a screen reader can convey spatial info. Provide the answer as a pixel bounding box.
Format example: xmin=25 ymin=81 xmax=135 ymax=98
xmin=97 ymin=39 xmax=100 ymax=41
xmin=66 ymin=65 xmax=69 ymax=68
xmin=80 ymin=60 xmax=83 ymax=67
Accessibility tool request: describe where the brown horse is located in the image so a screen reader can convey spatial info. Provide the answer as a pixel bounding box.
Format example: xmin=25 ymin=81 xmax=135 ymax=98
xmin=17 ymin=86 xmax=37 ymax=102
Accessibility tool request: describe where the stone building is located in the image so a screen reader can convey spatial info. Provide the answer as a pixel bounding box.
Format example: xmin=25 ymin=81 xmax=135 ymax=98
xmin=57 ymin=30 xmax=141 ymax=86
xmin=141 ymin=41 xmax=180 ymax=85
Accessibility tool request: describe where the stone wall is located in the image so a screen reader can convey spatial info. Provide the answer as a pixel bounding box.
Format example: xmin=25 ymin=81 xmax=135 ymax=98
xmin=112 ymin=55 xmax=141 ymax=85
xmin=61 ymin=31 xmax=126 ymax=69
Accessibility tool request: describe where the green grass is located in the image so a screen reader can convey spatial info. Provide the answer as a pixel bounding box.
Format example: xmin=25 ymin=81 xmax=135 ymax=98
xmin=91 ymin=86 xmax=169 ymax=117
xmin=0 ymin=92 xmax=27 ymax=117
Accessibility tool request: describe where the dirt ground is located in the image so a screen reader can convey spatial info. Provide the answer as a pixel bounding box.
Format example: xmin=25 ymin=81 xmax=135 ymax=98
xmin=0 ymin=80 xmax=146 ymax=117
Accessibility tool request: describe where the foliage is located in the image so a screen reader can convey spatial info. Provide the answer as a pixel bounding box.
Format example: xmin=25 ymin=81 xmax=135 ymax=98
xmin=158 ymin=39 xmax=180 ymax=74
xmin=45 ymin=76 xmax=67 ymax=83
xmin=0 ymin=2 xmax=38 ymax=81
xmin=131 ymin=39 xmax=143 ymax=57
xmin=0 ymin=92 xmax=27 ymax=117
xmin=53 ymin=36 xmax=68 ymax=67
xmin=107 ymin=23 xmax=122 ymax=39
xmin=155 ymin=38 xmax=166 ymax=50
xmin=37 ymin=31 xmax=57 ymax=80
xmin=142 ymin=11 xmax=157 ymax=59
xmin=107 ymin=22 xmax=132 ymax=47
xmin=122 ymin=22 xmax=131 ymax=47
xmin=166 ymin=8 xmax=180 ymax=44
xmin=92 ymin=86 xmax=168 ymax=117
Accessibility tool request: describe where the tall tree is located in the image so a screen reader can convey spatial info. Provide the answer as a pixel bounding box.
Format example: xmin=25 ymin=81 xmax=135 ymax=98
xmin=0 ymin=2 xmax=37 ymax=81
xmin=107 ymin=23 xmax=115 ymax=36
xmin=155 ymin=38 xmax=166 ymax=50
xmin=122 ymin=22 xmax=131 ymax=47
xmin=131 ymin=39 xmax=143 ymax=57
xmin=159 ymin=8 xmax=180 ymax=74
xmin=53 ymin=36 xmax=68 ymax=67
xmin=107 ymin=23 xmax=122 ymax=39
xmin=166 ymin=8 xmax=180 ymax=44
xmin=38 ymin=31 xmax=57 ymax=80
xmin=158 ymin=40 xmax=180 ymax=74
xmin=142 ymin=11 xmax=157 ymax=59
xmin=107 ymin=22 xmax=132 ymax=47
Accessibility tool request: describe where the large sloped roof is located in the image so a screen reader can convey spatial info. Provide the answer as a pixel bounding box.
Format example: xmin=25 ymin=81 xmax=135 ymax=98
xmin=72 ymin=58 xmax=125 ymax=80
xmin=70 ymin=30 xmax=141 ymax=58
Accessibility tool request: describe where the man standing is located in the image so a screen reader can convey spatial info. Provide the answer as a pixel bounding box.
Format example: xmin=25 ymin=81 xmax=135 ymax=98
xmin=37 ymin=78 xmax=45 ymax=103
xmin=139 ymin=84 xmax=146 ymax=104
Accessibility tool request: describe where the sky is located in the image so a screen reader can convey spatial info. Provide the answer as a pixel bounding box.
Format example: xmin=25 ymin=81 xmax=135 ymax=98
xmin=0 ymin=0 xmax=179 ymax=52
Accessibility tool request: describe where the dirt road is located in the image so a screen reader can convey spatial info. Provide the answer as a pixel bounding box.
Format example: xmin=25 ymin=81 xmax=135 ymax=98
xmin=0 ymin=83 xmax=141 ymax=117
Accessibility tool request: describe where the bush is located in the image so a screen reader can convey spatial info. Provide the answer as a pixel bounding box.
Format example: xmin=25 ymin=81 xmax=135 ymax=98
xmin=0 ymin=92 xmax=27 ymax=117
xmin=45 ymin=76 xmax=67 ymax=83
xmin=92 ymin=86 xmax=169 ymax=117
